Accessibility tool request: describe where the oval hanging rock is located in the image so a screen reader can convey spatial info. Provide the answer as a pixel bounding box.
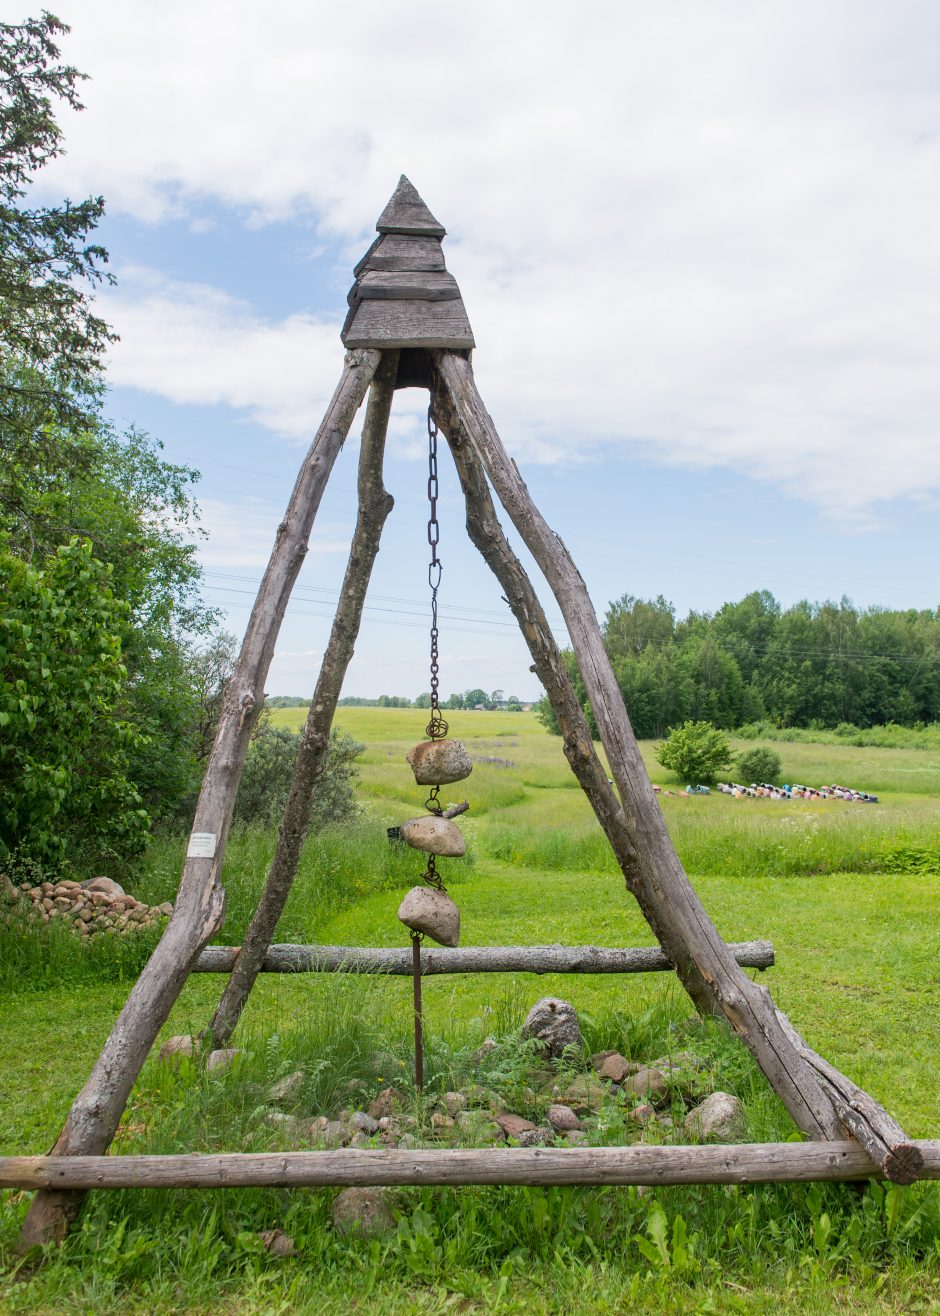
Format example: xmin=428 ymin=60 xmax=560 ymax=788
xmin=398 ymin=885 xmax=460 ymax=947
xmin=400 ymin=815 xmax=466 ymax=857
xmin=406 ymin=738 xmax=472 ymax=786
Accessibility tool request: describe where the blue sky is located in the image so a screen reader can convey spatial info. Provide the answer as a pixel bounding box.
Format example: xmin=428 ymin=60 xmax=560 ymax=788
xmin=38 ymin=2 xmax=940 ymax=697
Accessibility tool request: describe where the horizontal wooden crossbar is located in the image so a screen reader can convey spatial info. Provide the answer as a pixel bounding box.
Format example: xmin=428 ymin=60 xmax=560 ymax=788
xmin=2 ymin=1142 xmax=938 ymax=1190
xmin=193 ymin=940 xmax=775 ymax=976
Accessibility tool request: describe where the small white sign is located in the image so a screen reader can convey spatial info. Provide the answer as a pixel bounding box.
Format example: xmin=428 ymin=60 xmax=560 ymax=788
xmin=187 ymin=832 xmax=218 ymax=859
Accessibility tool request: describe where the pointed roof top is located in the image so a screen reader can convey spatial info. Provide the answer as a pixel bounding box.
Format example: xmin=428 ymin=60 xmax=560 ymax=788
xmin=375 ymin=175 xmax=446 ymax=237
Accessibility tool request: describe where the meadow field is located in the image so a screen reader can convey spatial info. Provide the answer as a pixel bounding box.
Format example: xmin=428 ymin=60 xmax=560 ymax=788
xmin=1 ymin=709 xmax=938 ymax=1313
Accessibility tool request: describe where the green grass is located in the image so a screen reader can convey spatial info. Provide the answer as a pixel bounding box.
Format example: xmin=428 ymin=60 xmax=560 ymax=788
xmin=2 ymin=709 xmax=939 ymax=1312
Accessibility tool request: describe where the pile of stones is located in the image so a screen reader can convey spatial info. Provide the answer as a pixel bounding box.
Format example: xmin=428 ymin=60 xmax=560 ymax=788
xmin=1 ymin=874 xmax=172 ymax=937
xmin=155 ymin=994 xmax=748 ymax=1240
xmin=161 ymin=994 xmax=744 ymax=1159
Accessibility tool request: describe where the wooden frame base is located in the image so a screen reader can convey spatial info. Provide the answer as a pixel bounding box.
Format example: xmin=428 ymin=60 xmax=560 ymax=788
xmin=3 ymin=1143 xmax=939 ymax=1192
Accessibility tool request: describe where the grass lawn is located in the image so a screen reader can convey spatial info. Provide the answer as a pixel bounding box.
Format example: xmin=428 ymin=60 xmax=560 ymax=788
xmin=1 ymin=710 xmax=938 ymax=1313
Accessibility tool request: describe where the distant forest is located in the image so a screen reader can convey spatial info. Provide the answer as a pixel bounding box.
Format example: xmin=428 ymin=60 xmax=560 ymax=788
xmin=551 ymin=590 xmax=940 ymax=738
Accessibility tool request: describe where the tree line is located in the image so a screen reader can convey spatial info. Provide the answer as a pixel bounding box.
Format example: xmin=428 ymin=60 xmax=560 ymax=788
xmin=539 ymin=591 xmax=940 ymax=739
xmin=335 ymin=689 xmax=525 ymax=711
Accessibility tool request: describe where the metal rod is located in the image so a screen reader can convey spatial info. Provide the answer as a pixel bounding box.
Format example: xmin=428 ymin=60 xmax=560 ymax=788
xmin=411 ymin=932 xmax=424 ymax=1091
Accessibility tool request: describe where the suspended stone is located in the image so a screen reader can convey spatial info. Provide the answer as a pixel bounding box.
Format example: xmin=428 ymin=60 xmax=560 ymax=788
xmin=406 ymin=738 xmax=472 ymax=786
xmin=400 ymin=814 xmax=466 ymax=857
xmin=398 ymin=885 xmax=460 ymax=946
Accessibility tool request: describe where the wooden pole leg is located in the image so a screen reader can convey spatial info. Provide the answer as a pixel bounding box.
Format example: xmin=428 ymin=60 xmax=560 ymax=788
xmin=206 ymin=349 xmax=399 ymax=1046
xmin=434 ymin=353 xmax=847 ymax=1143
xmin=434 ymin=352 xmax=921 ymax=1180
xmin=16 ymin=349 xmax=381 ymax=1253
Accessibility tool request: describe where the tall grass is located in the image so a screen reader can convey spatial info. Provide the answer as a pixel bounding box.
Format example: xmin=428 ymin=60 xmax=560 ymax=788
xmin=483 ymin=801 xmax=940 ymax=878
xmin=738 ymin=720 xmax=940 ymax=751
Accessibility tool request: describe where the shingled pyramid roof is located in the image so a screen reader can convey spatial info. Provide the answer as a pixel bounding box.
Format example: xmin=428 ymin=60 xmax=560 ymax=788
xmin=342 ymin=176 xmax=474 ymax=351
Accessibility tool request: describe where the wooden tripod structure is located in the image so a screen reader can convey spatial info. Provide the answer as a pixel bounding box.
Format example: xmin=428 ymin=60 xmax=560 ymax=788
xmin=14 ymin=178 xmax=932 ymax=1250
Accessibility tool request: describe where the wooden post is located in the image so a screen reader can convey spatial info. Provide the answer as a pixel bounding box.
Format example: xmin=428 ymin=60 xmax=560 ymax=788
xmin=206 ymin=350 xmax=399 ymax=1046
xmin=434 ymin=353 xmax=851 ymax=1146
xmin=16 ymin=349 xmax=381 ymax=1252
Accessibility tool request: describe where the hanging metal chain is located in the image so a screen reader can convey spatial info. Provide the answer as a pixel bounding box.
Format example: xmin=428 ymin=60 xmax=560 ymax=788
xmin=425 ymin=403 xmax=449 ymax=752
xmin=420 ymin=853 xmax=445 ymax=892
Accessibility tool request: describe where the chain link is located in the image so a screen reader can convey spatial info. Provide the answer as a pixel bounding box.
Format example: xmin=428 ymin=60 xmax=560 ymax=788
xmin=420 ymin=853 xmax=445 ymax=892
xmin=425 ymin=404 xmax=449 ymax=744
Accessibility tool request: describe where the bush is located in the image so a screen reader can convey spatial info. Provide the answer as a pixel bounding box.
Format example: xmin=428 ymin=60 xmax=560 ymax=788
xmin=655 ymin=720 xmax=733 ymax=785
xmin=735 ymin=746 xmax=782 ymax=784
xmin=0 ymin=539 xmax=149 ymax=869
xmin=233 ymin=722 xmax=363 ymax=829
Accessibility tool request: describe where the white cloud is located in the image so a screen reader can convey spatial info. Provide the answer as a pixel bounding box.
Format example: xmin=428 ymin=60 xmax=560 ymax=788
xmin=44 ymin=0 xmax=940 ymax=521
xmin=105 ymin=267 xmax=345 ymax=439
xmin=194 ymin=497 xmax=349 ymax=570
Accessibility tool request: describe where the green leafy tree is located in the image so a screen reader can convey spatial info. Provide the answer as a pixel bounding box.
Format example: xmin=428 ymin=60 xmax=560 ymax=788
xmin=735 ymin=746 xmax=782 ymax=784
xmin=0 ymin=13 xmax=114 ymax=437
xmin=655 ymin=720 xmax=733 ymax=785
xmin=0 ymin=539 xmax=149 ymax=866
xmin=464 ymin=687 xmax=487 ymax=708
xmin=233 ymin=722 xmax=363 ymax=830
xmin=413 ymin=692 xmax=432 ymax=709
xmin=604 ymin=594 xmax=675 ymax=660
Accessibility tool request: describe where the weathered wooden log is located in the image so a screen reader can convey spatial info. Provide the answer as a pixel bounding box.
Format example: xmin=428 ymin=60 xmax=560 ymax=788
xmin=206 ymin=352 xmax=399 ymax=1048
xmin=16 ymin=349 xmax=381 ymax=1253
xmin=192 ymin=940 xmax=776 ymax=976
xmin=434 ymin=352 xmax=845 ymax=1147
xmin=774 ymin=1010 xmax=925 ymax=1185
xmin=3 ymin=1142 xmax=938 ymax=1192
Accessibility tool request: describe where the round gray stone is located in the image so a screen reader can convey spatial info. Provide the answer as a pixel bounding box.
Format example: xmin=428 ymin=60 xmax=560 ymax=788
xmin=332 ymin=1187 xmax=395 ymax=1237
xmin=522 ymin=997 xmax=583 ymax=1059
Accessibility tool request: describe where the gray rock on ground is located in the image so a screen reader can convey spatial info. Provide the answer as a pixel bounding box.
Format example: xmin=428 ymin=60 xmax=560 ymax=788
xmin=311 ymin=1116 xmax=345 ymax=1148
xmin=158 ymin=1035 xmax=200 ymax=1061
xmin=398 ymin=885 xmax=460 ymax=947
xmin=332 ymin=1187 xmax=396 ymax=1237
xmin=258 ymin=1229 xmax=295 ymax=1257
xmin=546 ymin=1103 xmax=582 ymax=1132
xmin=352 ymin=1110 xmax=380 ymax=1134
xmin=268 ymin=1071 xmax=305 ymax=1105
xmin=560 ymin=1072 xmax=606 ymax=1114
xmin=494 ymin=1111 xmax=535 ymax=1139
xmin=205 ymin=1048 xmax=239 ymax=1072
xmin=683 ymin=1092 xmax=746 ymax=1141
xmin=597 ymin=1052 xmax=640 ymax=1084
xmin=81 ymin=876 xmax=126 ymax=897
xmin=368 ymin=1086 xmax=405 ymax=1121
xmin=522 ymin=997 xmax=583 ymax=1059
xmin=622 ymin=1066 xmax=670 ymax=1104
xmin=518 ymin=1127 xmax=553 ymax=1147
xmin=443 ymin=1090 xmax=466 ymax=1118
